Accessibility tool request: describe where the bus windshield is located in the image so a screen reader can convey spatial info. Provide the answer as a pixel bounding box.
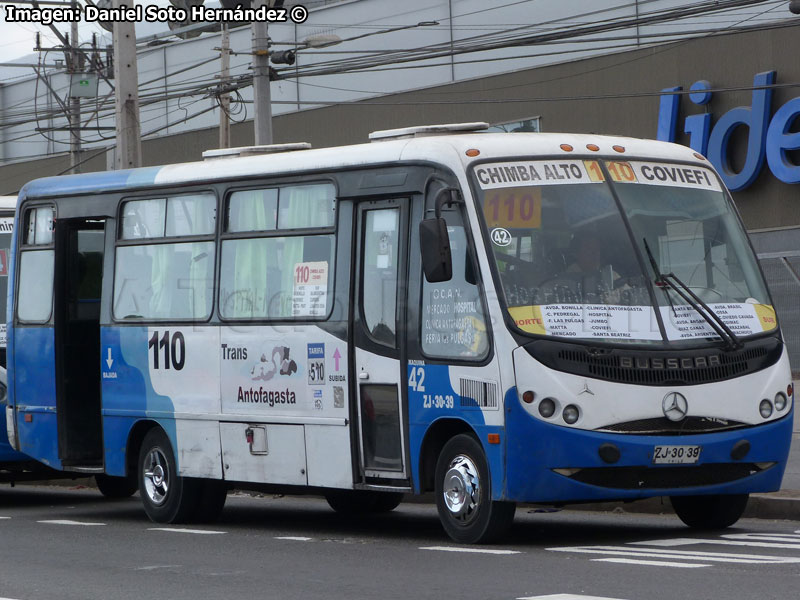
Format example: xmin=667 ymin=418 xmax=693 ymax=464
xmin=473 ymin=158 xmax=775 ymax=344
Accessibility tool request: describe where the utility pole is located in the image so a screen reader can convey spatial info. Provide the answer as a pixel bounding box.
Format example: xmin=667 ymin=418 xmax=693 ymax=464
xmin=68 ymin=0 xmax=81 ymax=173
xmin=219 ymin=24 xmax=231 ymax=149
xmin=113 ymin=0 xmax=141 ymax=169
xmin=252 ymin=0 xmax=273 ymax=145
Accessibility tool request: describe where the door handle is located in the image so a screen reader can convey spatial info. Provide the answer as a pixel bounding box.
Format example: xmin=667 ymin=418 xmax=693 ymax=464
xmin=358 ymin=371 xmax=370 ymax=380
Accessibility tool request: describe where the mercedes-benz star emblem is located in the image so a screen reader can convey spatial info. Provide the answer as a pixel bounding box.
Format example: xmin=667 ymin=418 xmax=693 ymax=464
xmin=662 ymin=391 xmax=689 ymax=422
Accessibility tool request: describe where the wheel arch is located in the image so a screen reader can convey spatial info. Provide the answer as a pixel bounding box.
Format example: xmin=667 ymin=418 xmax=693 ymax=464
xmin=418 ymin=418 xmax=477 ymax=493
xmin=125 ymin=419 xmax=162 ymax=477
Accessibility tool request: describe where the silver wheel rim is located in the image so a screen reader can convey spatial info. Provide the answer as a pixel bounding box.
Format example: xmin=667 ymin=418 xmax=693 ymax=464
xmin=442 ymin=454 xmax=480 ymax=524
xmin=143 ymin=447 xmax=169 ymax=506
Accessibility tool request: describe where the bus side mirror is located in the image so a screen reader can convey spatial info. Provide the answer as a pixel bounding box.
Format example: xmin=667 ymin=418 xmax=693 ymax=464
xmin=419 ymin=218 xmax=452 ymax=282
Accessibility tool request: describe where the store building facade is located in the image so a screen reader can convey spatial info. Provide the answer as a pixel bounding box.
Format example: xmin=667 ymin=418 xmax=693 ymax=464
xmin=1 ymin=21 xmax=798 ymax=371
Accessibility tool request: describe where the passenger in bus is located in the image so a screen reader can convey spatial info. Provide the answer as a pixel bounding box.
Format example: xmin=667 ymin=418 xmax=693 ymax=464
xmin=542 ymin=231 xmax=625 ymax=304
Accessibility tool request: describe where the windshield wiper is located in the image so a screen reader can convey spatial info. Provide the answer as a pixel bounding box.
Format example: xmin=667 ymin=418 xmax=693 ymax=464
xmin=642 ymin=238 xmax=741 ymax=351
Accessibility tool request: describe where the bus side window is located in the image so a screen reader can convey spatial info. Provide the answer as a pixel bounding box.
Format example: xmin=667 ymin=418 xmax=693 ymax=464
xmin=17 ymin=206 xmax=55 ymax=323
xmin=420 ymin=209 xmax=489 ymax=359
xmin=114 ymin=194 xmax=215 ymax=321
xmin=219 ymin=182 xmax=336 ymax=320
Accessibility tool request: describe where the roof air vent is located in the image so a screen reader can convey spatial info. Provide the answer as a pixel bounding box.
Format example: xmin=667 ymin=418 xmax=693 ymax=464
xmin=202 ymin=143 xmax=311 ymax=160
xmin=369 ymin=122 xmax=489 ymax=142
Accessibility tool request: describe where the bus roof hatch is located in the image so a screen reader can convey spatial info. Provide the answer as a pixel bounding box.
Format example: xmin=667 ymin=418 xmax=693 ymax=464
xmin=202 ymin=143 xmax=312 ymax=160
xmin=368 ymin=122 xmax=489 ymax=142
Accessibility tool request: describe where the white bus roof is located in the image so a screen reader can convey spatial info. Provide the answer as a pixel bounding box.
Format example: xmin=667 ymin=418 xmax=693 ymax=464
xmin=0 ymin=196 xmax=17 ymax=211
xmin=19 ymin=131 xmax=709 ymax=200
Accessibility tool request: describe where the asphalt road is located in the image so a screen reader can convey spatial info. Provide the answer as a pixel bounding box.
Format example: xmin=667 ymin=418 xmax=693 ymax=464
xmin=1 ymin=486 xmax=799 ymax=600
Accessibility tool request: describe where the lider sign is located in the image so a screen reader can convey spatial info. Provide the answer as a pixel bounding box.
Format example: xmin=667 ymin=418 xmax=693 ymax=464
xmin=657 ymin=70 xmax=800 ymax=191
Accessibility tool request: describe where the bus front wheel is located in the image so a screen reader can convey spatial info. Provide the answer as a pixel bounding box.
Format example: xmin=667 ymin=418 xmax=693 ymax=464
xmin=434 ymin=434 xmax=515 ymax=544
xmin=138 ymin=428 xmax=200 ymax=523
xmin=670 ymin=493 xmax=749 ymax=529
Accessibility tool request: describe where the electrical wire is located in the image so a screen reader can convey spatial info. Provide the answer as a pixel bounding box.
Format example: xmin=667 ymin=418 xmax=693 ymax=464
xmin=0 ymin=0 xmax=792 ymax=161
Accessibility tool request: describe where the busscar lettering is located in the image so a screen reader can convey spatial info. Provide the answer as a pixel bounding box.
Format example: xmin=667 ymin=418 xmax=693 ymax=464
xmin=620 ymin=355 xmax=722 ymax=369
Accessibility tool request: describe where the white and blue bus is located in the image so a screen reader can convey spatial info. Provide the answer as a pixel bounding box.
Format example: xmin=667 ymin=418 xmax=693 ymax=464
xmin=4 ymin=124 xmax=793 ymax=542
xmin=0 ymin=194 xmax=62 ymax=479
xmin=0 ymin=195 xmax=17 ymax=465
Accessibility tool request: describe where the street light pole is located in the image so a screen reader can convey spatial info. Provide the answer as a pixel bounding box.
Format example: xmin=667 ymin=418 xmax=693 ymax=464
xmin=252 ymin=0 xmax=273 ymax=145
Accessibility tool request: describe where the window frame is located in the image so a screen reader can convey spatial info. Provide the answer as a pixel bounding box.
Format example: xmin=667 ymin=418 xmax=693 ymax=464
xmin=15 ymin=203 xmax=57 ymax=325
xmin=417 ymin=184 xmax=493 ymax=364
xmin=218 ymin=179 xmax=338 ymax=323
xmin=112 ymin=190 xmax=219 ymax=323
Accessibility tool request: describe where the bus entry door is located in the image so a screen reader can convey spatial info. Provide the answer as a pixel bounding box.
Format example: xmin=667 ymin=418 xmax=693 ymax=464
xmin=352 ymin=200 xmax=409 ymax=481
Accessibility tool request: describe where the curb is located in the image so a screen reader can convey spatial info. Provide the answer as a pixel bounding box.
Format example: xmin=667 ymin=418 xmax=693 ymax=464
xmin=11 ymin=480 xmax=800 ymax=522
xmin=543 ymin=491 xmax=800 ymax=521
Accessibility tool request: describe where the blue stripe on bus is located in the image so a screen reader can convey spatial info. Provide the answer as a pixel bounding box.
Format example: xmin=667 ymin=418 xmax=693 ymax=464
xmin=20 ymin=167 xmax=162 ymax=199
xmin=9 ymin=327 xmax=60 ymax=468
xmin=101 ymin=326 xmax=176 ymax=477
xmin=504 ymin=387 xmax=792 ymax=502
xmin=407 ymin=364 xmax=507 ymax=498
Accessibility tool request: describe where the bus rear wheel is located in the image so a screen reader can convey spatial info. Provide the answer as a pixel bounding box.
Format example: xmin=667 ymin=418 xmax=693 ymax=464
xmin=95 ymin=473 xmax=138 ymax=498
xmin=325 ymin=490 xmax=404 ymax=514
xmin=670 ymin=494 xmax=749 ymax=529
xmin=435 ymin=434 xmax=515 ymax=544
xmin=138 ymin=428 xmax=200 ymax=523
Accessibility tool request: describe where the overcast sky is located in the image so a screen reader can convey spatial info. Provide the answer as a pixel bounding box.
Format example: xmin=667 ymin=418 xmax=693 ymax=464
xmin=1 ymin=1 xmax=172 ymax=68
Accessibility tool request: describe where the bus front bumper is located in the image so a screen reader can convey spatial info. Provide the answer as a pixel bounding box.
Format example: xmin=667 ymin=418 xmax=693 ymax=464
xmin=504 ymin=392 xmax=793 ymax=504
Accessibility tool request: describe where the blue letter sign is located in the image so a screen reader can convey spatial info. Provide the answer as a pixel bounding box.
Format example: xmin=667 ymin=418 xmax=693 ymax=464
xmin=657 ymin=70 xmax=800 ymax=191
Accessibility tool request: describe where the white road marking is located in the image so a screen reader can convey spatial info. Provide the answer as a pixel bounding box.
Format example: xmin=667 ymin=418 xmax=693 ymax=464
xmin=275 ymin=536 xmax=313 ymax=541
xmin=135 ymin=565 xmax=182 ymax=571
xmin=148 ymin=527 xmax=225 ymax=535
xmin=38 ymin=519 xmax=106 ymax=526
xmin=420 ymin=545 xmax=521 ymax=555
xmin=517 ymin=595 xmax=629 ymax=600
xmin=592 ymin=558 xmax=709 ymax=568
xmin=548 ymin=545 xmax=800 ymax=565
xmin=0 ymin=517 xmax=10 ymax=520
xmin=630 ymin=536 xmax=800 ymax=550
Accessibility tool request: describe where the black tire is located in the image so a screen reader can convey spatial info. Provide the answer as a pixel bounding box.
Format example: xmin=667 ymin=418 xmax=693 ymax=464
xmin=95 ymin=473 xmax=138 ymax=499
xmin=372 ymin=492 xmax=404 ymax=513
xmin=192 ymin=480 xmax=228 ymax=522
xmin=138 ymin=428 xmax=200 ymax=523
xmin=325 ymin=490 xmax=403 ymax=514
xmin=670 ymin=494 xmax=749 ymax=529
xmin=434 ymin=434 xmax=515 ymax=544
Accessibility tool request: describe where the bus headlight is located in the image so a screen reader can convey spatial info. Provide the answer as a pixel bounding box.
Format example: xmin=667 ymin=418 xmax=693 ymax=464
xmin=538 ymin=397 xmax=557 ymax=418
xmin=759 ymin=399 xmax=773 ymax=419
xmin=562 ymin=404 xmax=580 ymax=425
xmin=774 ymin=392 xmax=787 ymax=412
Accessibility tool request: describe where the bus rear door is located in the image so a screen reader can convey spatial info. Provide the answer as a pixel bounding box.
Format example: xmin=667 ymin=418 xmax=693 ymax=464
xmin=53 ymin=218 xmax=106 ymax=469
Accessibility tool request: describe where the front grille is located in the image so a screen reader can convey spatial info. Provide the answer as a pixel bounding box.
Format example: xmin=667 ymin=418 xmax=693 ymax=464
xmin=558 ymin=463 xmax=767 ymax=490
xmin=597 ymin=416 xmax=748 ymax=435
xmin=524 ymin=336 xmax=782 ymax=386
